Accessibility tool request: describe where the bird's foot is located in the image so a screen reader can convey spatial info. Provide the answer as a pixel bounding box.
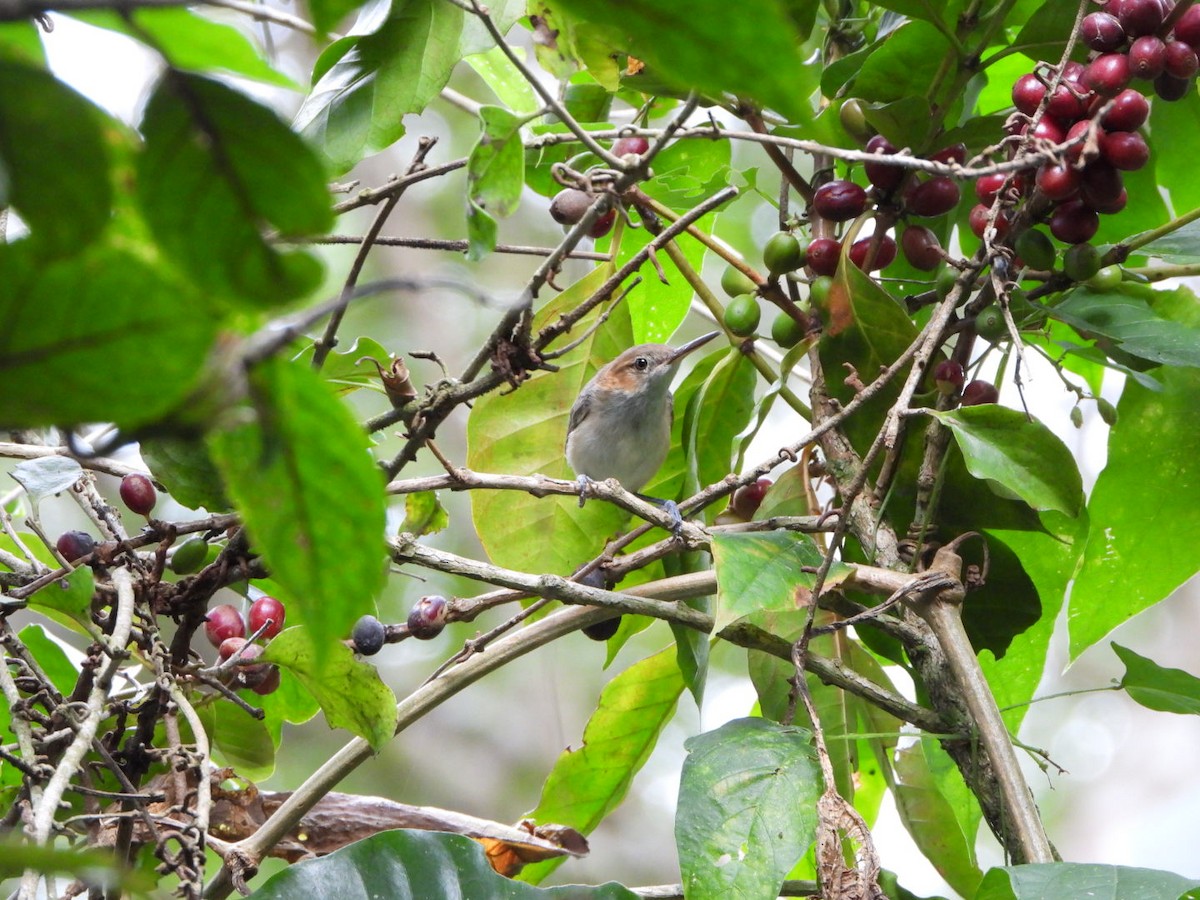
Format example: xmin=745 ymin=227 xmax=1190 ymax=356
xmin=575 ymin=474 xmax=593 ymax=509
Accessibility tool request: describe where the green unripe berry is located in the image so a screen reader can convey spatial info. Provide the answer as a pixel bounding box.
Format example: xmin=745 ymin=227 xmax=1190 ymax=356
xmin=724 ymin=295 xmax=762 ymax=336
xmin=763 ymin=231 xmax=806 ymax=277
xmin=808 ymin=275 xmax=834 ymax=309
xmin=1015 ymin=228 xmax=1057 ymax=271
xmin=839 ymin=98 xmax=874 ymax=144
xmin=935 ymin=264 xmax=958 ymax=298
xmin=1097 ymin=397 xmax=1119 ymax=426
xmin=170 ymin=537 xmax=208 ymax=575
xmin=771 ymin=313 xmax=807 ymax=348
xmin=1087 ymin=265 xmax=1123 ymax=291
xmin=1063 ymin=243 xmax=1102 ymax=282
xmin=1070 ymin=406 xmax=1084 ymax=428
xmin=975 ymin=306 xmax=1007 ymax=341
xmin=721 ymin=265 xmax=758 ymax=298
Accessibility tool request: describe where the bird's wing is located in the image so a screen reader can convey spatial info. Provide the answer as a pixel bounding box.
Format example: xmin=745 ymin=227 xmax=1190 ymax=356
xmin=565 ymin=392 xmax=591 ymax=447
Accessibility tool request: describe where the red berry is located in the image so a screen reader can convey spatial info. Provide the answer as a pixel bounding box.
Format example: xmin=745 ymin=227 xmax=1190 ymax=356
xmin=1064 ymin=119 xmax=1093 ymax=160
xmin=1085 ymin=54 xmax=1132 ymax=95
xmin=1154 ymin=72 xmax=1194 ymax=100
xmin=612 ymin=136 xmax=650 ymax=157
xmin=1175 ymin=4 xmax=1200 ymax=50
xmin=864 ymin=135 xmax=904 ymax=192
xmin=549 ymin=188 xmax=592 ymax=225
xmin=806 ymin=238 xmax=842 ymax=276
xmin=849 ymin=234 xmax=897 ymax=270
xmin=248 ymin=596 xmax=286 ymax=640
xmin=930 ymin=142 xmax=967 ymax=165
xmin=1081 ymin=12 xmax=1126 ymax=52
xmin=969 ymin=204 xmax=1011 ymax=239
xmin=1035 ymin=163 xmax=1081 ymax=200
xmin=1165 ymin=41 xmax=1199 ymax=79
xmin=589 ymin=208 xmax=616 ymax=239
xmin=1129 ymin=35 xmax=1167 ymax=80
xmin=813 ymin=180 xmax=869 ymax=221
xmin=1101 ymin=89 xmax=1150 ymax=131
xmin=1114 ymin=0 xmax=1165 ymax=37
xmin=1022 ymin=117 xmax=1067 ymax=144
xmin=900 ymin=225 xmax=944 ymax=270
xmin=1050 ymin=201 xmax=1101 ymax=244
xmin=1012 ymin=73 xmax=1046 ymax=115
xmin=352 ymin=615 xmax=386 ymax=655
xmin=231 ymin=642 xmax=269 ymax=687
xmin=1047 ymin=84 xmax=1088 ymax=122
xmin=731 ymin=478 xmax=773 ymax=519
xmin=218 ymin=636 xmax=247 ymax=661
xmin=961 ymin=380 xmax=1000 ymax=406
xmin=119 ymin=473 xmax=156 ymax=516
xmin=205 ymin=604 xmax=246 ymax=649
xmin=407 ymin=595 xmax=448 ymax=640
xmin=1100 ymin=130 xmax=1150 ymax=170
xmin=1081 ymin=161 xmax=1126 ymax=206
xmin=1091 ymin=186 xmax=1129 ymax=214
xmin=906 ymin=176 xmax=961 ymax=216
xmin=934 ymin=360 xmax=966 ymax=394
xmin=975 ymin=173 xmax=1007 ymax=205
xmin=1061 ymin=61 xmax=1087 ymax=85
xmin=251 ymin=666 xmax=281 ymax=695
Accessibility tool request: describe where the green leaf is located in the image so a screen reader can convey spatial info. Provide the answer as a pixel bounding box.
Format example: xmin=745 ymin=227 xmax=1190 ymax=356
xmin=1068 ymin=366 xmax=1200 ymax=657
xmin=854 ymin=21 xmax=952 ymax=104
xmin=684 ymin=348 xmax=757 ymax=493
xmin=974 ymin=863 xmax=1200 ymax=900
xmin=138 ymin=72 xmax=329 ymax=307
xmin=0 ymin=242 xmax=216 ymax=429
xmin=261 ymin=627 xmax=397 ymax=751
xmin=295 ymin=336 xmax=395 ymax=396
xmin=9 ymin=457 xmax=83 ymax=510
xmin=258 ymin=667 xmax=322 ymax=745
xmin=551 ymin=0 xmax=813 ymax=123
xmin=639 ymin=138 xmax=732 ymax=211
xmin=519 ymin=646 xmax=685 ymax=884
xmin=246 ymin=829 xmax=641 ymax=899
xmin=467 ymin=45 xmax=540 ymax=115
xmin=29 ymin=568 xmax=94 ymax=626
xmin=611 ymin=215 xmax=710 ymax=344
xmin=296 ymin=0 xmax=523 ymax=173
xmin=1139 ymin=217 xmax=1200 ymax=263
xmin=1050 ymin=286 xmax=1200 ymax=369
xmin=400 ymin=491 xmax=449 ymax=537
xmin=676 ymin=717 xmax=819 ymax=900
xmin=141 ymin=437 xmax=231 ymax=512
xmin=893 ymin=738 xmax=982 ymax=897
xmin=930 ymin=406 xmax=1083 ymax=517
xmin=198 ymin=697 xmax=276 ymax=779
xmin=1012 ymin=0 xmax=1079 ymax=61
xmin=861 ymin=96 xmax=934 ymax=150
xmin=0 ymin=23 xmax=46 ymax=64
xmin=467 ymin=106 xmax=527 ymax=260
xmin=19 ymin=625 xmax=78 ymax=697
xmin=75 ymin=9 xmax=296 ymax=88
xmin=0 ymin=62 xmax=112 ymax=252
xmin=1149 ymin=86 xmax=1200 ymax=220
xmin=207 ymin=357 xmax=387 ymax=669
xmin=710 ymin=531 xmax=852 ymax=633
xmin=1114 ymin=643 xmax=1200 ymax=716
xmin=467 ymin=265 xmax=632 ymax=576
xmin=307 ymin=0 xmax=367 ymax=36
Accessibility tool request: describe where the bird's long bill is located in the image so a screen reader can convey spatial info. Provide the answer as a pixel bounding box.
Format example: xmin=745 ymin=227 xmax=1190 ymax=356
xmin=665 ymin=330 xmax=720 ymax=364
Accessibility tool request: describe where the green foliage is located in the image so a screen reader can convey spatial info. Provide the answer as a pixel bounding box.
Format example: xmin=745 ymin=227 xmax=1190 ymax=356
xmin=676 ymin=718 xmax=819 ymax=900
xmin=520 ymin=646 xmax=685 ymax=884
xmin=246 ymin=829 xmax=641 ymax=899
xmin=208 ymin=357 xmax=388 ymax=668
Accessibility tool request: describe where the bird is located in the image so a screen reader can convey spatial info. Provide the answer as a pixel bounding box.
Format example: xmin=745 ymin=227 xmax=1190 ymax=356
xmin=565 ymin=331 xmax=719 ymax=524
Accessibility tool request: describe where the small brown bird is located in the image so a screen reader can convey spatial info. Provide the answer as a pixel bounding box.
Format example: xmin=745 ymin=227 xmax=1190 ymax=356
xmin=565 ymin=331 xmax=719 ymax=498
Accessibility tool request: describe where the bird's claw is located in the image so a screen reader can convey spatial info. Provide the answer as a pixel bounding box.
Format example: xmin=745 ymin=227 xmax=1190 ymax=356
xmin=575 ymin=474 xmax=592 ymax=508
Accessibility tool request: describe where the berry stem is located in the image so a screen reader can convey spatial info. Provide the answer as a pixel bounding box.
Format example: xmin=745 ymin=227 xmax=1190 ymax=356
xmin=1109 ymin=203 xmax=1200 ymax=263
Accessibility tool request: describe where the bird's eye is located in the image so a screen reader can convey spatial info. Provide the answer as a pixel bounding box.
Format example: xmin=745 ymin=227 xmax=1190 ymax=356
xmin=634 ymin=357 xmax=649 ymax=371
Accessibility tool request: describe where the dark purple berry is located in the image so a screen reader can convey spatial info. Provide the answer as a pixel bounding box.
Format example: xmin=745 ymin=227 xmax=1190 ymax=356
xmin=352 ymin=615 xmax=386 ymax=655
xmin=1081 ymin=12 xmax=1125 ymax=52
xmin=1129 ymin=35 xmax=1167 ymax=80
xmin=1101 ymin=130 xmax=1150 ymax=170
xmin=906 ymin=176 xmax=961 ymax=217
xmin=407 ymin=595 xmax=448 ymax=640
xmin=582 ymin=617 xmax=622 ymax=641
xmin=1100 ymin=89 xmax=1150 ymax=131
xmin=864 ymin=135 xmax=904 ymax=192
xmin=1085 ymin=54 xmax=1132 ymax=95
xmin=813 ymin=180 xmax=868 ymax=222
xmin=934 ymin=360 xmax=966 ymax=394
xmin=1165 ymin=41 xmax=1199 ymax=79
xmin=1154 ymin=72 xmax=1194 ymax=101
xmin=848 ymin=235 xmax=897 ymax=271
xmin=612 ymin=136 xmax=650 ymax=157
xmin=1012 ymin=73 xmax=1046 ymax=115
xmin=1050 ymin=201 xmax=1101 ymax=244
xmin=806 ymin=238 xmax=842 ymax=276
xmin=1036 ymin=163 xmax=1081 ymax=200
xmin=900 ymin=225 xmax=944 ymax=270
xmin=961 ymin=380 xmax=1000 ymax=406
xmin=56 ymin=530 xmax=95 ymax=563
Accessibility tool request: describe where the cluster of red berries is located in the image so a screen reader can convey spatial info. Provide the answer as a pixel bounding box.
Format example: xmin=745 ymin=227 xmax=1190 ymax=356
xmin=548 ymin=136 xmax=651 ymax=239
xmin=801 ymin=137 xmax=969 ymax=277
xmin=205 ymin=596 xmax=286 ymax=695
xmin=999 ymin=0 xmax=1200 ymax=243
